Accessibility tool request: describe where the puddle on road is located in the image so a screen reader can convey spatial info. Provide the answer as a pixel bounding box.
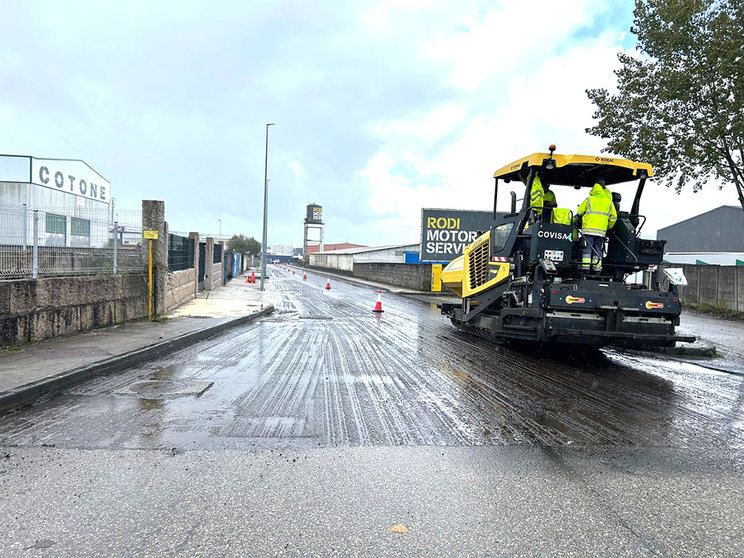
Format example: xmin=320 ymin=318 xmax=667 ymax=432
xmin=116 ymin=380 xmax=214 ymax=399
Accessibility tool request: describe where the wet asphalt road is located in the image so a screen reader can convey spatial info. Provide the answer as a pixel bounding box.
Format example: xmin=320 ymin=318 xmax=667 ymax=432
xmin=1 ymin=266 xmax=743 ymax=557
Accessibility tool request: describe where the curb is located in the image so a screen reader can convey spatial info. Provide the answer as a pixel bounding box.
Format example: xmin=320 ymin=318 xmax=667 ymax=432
xmin=0 ymin=306 xmax=274 ymax=415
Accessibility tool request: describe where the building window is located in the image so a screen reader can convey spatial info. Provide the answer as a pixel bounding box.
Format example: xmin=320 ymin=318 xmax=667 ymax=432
xmin=45 ymin=213 xmax=67 ymax=247
xmin=71 ymin=217 xmax=90 ymax=237
xmin=45 ymin=213 xmax=66 ymax=235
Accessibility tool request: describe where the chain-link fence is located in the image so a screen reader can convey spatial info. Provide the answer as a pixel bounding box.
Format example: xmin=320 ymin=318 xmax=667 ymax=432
xmin=0 ymin=205 xmax=145 ymax=280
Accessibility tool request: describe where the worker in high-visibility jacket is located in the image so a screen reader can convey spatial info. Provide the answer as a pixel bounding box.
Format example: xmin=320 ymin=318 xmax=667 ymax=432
xmin=542 ymin=185 xmax=572 ymax=224
xmin=529 ymin=173 xmax=545 ymax=218
xmin=551 ymin=207 xmax=572 ymax=225
xmin=544 ymin=186 xmax=556 ymax=208
xmin=576 ymin=179 xmax=617 ymax=272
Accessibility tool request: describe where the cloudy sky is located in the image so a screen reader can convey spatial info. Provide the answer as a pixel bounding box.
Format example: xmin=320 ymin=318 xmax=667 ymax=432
xmin=0 ymin=0 xmax=737 ymax=246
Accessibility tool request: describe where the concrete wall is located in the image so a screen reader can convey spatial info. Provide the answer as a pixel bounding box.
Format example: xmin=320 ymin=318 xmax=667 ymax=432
xmin=0 ymin=274 xmax=148 ymax=346
xmin=353 ymin=263 xmax=433 ymax=292
xmin=165 ymin=268 xmax=196 ymax=313
xmin=667 ymin=264 xmax=744 ymax=312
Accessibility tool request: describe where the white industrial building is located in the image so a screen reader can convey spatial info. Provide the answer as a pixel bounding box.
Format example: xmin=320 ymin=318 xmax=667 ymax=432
xmin=0 ymin=154 xmax=112 ymax=247
xmin=309 ymin=243 xmax=419 ymax=272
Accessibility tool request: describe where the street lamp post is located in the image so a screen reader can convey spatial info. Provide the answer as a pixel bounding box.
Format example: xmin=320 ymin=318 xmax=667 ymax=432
xmin=218 ymin=218 xmax=222 ymax=240
xmin=260 ymin=122 xmax=275 ymax=291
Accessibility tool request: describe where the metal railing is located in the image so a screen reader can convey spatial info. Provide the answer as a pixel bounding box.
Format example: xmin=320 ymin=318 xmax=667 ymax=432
xmin=168 ymin=233 xmax=195 ymax=271
xmin=0 ymin=205 xmax=144 ymax=280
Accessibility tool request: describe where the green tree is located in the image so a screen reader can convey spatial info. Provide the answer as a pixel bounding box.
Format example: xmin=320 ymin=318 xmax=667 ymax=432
xmin=586 ymin=0 xmax=744 ymax=210
xmin=227 ymin=234 xmax=261 ymax=255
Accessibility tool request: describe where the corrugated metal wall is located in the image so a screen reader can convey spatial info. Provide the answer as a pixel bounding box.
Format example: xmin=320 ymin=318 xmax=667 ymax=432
xmin=657 ymin=206 xmax=744 ymax=252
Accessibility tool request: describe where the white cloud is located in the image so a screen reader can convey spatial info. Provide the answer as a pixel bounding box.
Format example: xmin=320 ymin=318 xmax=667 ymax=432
xmin=357 ymin=19 xmax=629 ymax=242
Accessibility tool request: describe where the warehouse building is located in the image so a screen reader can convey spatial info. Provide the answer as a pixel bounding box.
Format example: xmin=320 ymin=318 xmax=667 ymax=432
xmin=309 ymin=243 xmax=419 ymax=272
xmin=305 ymin=242 xmax=366 ymax=256
xmin=657 ymin=206 xmax=744 ymax=265
xmin=0 ymin=154 xmax=112 ymax=247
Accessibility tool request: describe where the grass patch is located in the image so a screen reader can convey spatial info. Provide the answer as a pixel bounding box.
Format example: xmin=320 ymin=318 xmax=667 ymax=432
xmin=0 ymin=340 xmax=34 ymax=353
xmin=686 ymin=302 xmax=744 ymax=322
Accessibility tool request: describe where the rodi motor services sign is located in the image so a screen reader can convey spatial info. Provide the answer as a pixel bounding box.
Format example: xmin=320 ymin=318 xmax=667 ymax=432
xmin=420 ymin=208 xmax=501 ymax=262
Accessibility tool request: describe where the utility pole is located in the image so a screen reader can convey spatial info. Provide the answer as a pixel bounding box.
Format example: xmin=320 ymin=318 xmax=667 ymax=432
xmin=260 ymin=122 xmax=275 ymax=291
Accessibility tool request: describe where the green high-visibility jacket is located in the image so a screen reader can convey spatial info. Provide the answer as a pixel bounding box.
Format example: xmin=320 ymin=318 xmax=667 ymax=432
xmin=551 ymin=207 xmax=571 ymax=225
xmin=544 ymin=189 xmax=556 ymax=206
xmin=577 ymin=184 xmax=617 ymax=237
xmin=530 ymin=175 xmax=544 ymax=215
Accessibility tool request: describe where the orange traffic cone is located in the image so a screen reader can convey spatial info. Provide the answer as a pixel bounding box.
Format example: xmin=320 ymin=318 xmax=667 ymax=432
xmin=325 ymin=277 xmax=331 ymax=290
xmin=373 ymin=291 xmax=384 ymax=313
xmin=245 ymin=274 xmax=250 ymax=283
xmin=303 ymin=271 xmax=307 ymax=280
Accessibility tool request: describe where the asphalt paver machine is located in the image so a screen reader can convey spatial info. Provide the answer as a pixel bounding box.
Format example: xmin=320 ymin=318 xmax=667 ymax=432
xmin=440 ymin=147 xmax=695 ymax=348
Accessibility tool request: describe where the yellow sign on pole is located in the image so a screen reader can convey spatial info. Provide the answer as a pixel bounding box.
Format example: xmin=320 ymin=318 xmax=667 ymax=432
xmin=143 ymin=229 xmax=159 ymax=240
xmin=148 ymin=239 xmax=153 ymax=320
xmin=431 ymin=263 xmax=442 ymax=292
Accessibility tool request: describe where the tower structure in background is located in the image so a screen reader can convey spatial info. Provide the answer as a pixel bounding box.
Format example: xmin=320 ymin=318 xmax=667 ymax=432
xmin=303 ymin=203 xmax=324 ymax=263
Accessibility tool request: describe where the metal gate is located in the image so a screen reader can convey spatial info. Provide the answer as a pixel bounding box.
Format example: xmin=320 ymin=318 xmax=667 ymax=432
xmin=198 ymin=242 xmax=206 ymax=291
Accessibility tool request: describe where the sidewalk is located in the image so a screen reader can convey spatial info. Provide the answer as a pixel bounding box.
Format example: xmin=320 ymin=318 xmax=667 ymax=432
xmin=0 ymin=272 xmax=274 ymax=413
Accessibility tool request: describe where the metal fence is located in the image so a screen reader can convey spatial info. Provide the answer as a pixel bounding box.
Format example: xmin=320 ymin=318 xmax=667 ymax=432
xmin=213 ymin=243 xmax=222 ymax=264
xmin=168 ymin=233 xmax=195 ymax=271
xmin=0 ymin=205 xmax=145 ymax=280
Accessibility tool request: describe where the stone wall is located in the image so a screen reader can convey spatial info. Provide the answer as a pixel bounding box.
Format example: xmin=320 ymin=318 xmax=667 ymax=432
xmin=212 ymin=262 xmax=223 ymax=289
xmin=165 ymin=268 xmax=196 ymax=313
xmin=0 ymin=200 xmax=227 ymax=346
xmin=0 ymin=274 xmax=148 ymax=346
xmin=353 ymin=263 xmax=433 ymax=291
